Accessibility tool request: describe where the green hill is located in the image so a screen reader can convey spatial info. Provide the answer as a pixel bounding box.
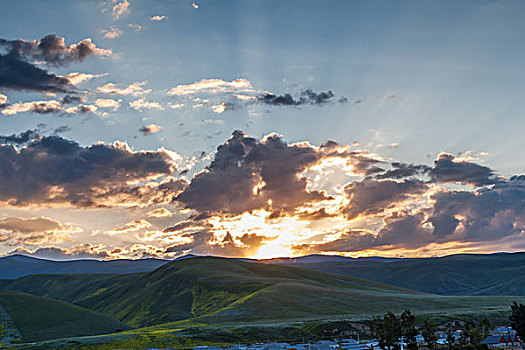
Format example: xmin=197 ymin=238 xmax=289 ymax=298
xmin=0 ymin=291 xmax=130 ymax=342
xmin=1 ymin=257 xmax=524 ymax=329
xmin=266 ymin=253 xmax=525 ymax=295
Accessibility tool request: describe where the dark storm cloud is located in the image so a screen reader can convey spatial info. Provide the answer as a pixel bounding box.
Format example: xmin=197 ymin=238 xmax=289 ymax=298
xmin=177 ymin=130 xmax=330 ymax=215
xmin=376 ymin=154 xmax=496 ymax=187
xmin=0 ymin=129 xmax=39 ymax=144
xmin=376 ymin=162 xmax=430 ymax=179
xmin=0 ymin=53 xmax=73 ymax=93
xmin=428 ymin=178 xmax=525 ymax=240
xmin=429 ymin=153 xmax=497 ymax=186
xmin=343 ymin=178 xmax=428 ymax=219
xmin=257 ymin=89 xmax=338 ymax=106
xmin=52 ymin=125 xmax=72 ymax=134
xmin=0 ymin=34 xmax=111 ymax=67
xmin=62 ymin=95 xmax=83 ymax=105
xmin=0 ymin=34 xmax=110 ymax=93
xmin=0 ymin=133 xmax=178 ymax=207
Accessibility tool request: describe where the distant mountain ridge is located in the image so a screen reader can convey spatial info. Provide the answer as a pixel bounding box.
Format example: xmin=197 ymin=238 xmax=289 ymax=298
xmin=0 ymin=254 xmax=170 ymax=279
xmin=265 ymin=252 xmax=525 ymax=296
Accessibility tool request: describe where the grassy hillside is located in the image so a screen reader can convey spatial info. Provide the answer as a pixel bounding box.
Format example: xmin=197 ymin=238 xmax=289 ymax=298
xmin=267 ymin=253 xmax=525 ymax=296
xmin=0 ymin=291 xmax=130 ymax=342
xmin=1 ymin=257 xmax=525 ymax=330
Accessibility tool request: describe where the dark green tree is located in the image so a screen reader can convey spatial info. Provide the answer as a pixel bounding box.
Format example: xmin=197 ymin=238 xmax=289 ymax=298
xmin=374 ymin=312 xmax=401 ymax=350
xmin=446 ymin=324 xmax=456 ymax=350
xmin=422 ymin=318 xmax=438 ymax=350
xmin=480 ymin=316 xmax=492 ymax=339
xmin=459 ymin=329 xmax=469 ymax=347
xmin=400 ymin=310 xmax=418 ymax=350
xmin=510 ymin=302 xmax=525 ymax=342
xmin=464 ymin=319 xmax=482 ymax=345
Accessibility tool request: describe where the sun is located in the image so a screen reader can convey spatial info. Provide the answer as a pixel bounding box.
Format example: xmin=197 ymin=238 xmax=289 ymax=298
xmin=252 ymin=240 xmax=294 ymax=260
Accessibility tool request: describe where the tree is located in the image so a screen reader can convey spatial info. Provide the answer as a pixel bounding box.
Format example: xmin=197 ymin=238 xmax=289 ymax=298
xmin=510 ymin=302 xmax=525 ymax=342
xmin=374 ymin=312 xmax=401 ymax=350
xmin=446 ymin=324 xmax=456 ymax=350
xmin=401 ymin=310 xmax=418 ymax=350
xmin=479 ymin=316 xmax=492 ymax=339
xmin=422 ymin=318 xmax=438 ymax=350
xmin=464 ymin=319 xmax=482 ymax=345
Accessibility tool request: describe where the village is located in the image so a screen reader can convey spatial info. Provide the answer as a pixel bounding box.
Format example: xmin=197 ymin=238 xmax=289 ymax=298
xmin=145 ymin=325 xmax=522 ymax=350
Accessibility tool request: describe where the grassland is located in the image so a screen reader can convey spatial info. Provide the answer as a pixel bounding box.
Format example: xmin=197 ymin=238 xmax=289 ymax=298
xmin=0 ymin=291 xmax=130 ymax=342
xmin=1 ymin=257 xmax=524 ymax=330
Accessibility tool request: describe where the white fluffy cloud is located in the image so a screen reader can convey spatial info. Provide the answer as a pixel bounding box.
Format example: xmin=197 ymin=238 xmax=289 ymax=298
xmin=97 ymin=81 xmax=151 ymax=96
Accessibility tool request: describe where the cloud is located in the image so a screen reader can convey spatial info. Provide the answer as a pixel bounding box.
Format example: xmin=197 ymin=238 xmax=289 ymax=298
xmin=0 ymin=129 xmax=39 ymax=144
xmin=0 ymin=54 xmax=73 ymax=93
xmin=129 ymin=98 xmax=163 ymax=111
xmin=97 ymin=81 xmax=151 ymax=96
xmin=0 ymin=34 xmax=111 ymax=67
xmin=139 ymin=124 xmax=162 ymax=135
xmin=112 ymin=0 xmax=130 ymax=20
xmin=211 ymin=102 xmax=236 ymax=114
xmin=61 ymin=95 xmax=84 ymax=105
xmin=1 ymin=129 xmax=522 ymax=258
xmin=343 ymin=178 xmax=428 ymax=219
xmin=376 ymin=162 xmax=430 ymax=180
xmin=95 ymin=98 xmax=122 ymax=111
xmin=0 ymin=133 xmax=181 ymax=207
xmin=2 ymin=100 xmax=62 ymax=115
xmin=1 ymin=99 xmax=97 ymax=116
xmin=147 ymin=207 xmax=173 ymax=218
xmin=0 ymin=216 xmax=79 ymax=246
xmin=257 ymin=89 xmax=337 ymax=106
xmin=63 ymin=104 xmax=98 ymax=114
xmin=177 ymin=130 xmax=331 ymax=215
xmin=101 ymin=27 xmax=123 ymax=39
xmin=428 ymin=179 xmax=525 ymax=240
xmin=128 ymin=23 xmax=143 ymax=31
xmin=0 ymin=93 xmax=7 ymax=106
xmin=429 ymin=152 xmax=497 ymax=186
xmin=150 ymin=15 xmax=168 ymax=21
xmin=105 ymin=219 xmax=151 ymax=235
xmin=168 ymin=78 xmax=253 ymax=96
xmin=0 ymin=34 xmax=110 ymax=93
xmin=293 ymin=212 xmax=431 ymax=255
xmin=62 ymin=72 xmax=107 ymax=85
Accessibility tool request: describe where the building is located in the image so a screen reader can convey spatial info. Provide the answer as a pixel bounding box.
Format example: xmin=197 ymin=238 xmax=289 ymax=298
xmin=480 ymin=334 xmax=521 ymax=348
xmin=492 ymin=327 xmax=517 ymax=336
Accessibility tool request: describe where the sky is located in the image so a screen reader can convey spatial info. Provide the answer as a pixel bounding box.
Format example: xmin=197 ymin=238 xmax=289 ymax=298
xmin=0 ymin=0 xmax=524 ymax=260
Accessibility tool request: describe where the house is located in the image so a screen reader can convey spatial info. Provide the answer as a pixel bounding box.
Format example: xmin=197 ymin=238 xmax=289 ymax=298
xmin=339 ymin=339 xmax=370 ymax=350
xmin=491 ymin=327 xmax=517 ymax=336
xmin=480 ymin=334 xmax=521 ymax=348
xmin=226 ymin=345 xmax=248 ymax=350
xmin=194 ymin=347 xmax=223 ymax=350
xmin=312 ymin=340 xmax=339 ymax=350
